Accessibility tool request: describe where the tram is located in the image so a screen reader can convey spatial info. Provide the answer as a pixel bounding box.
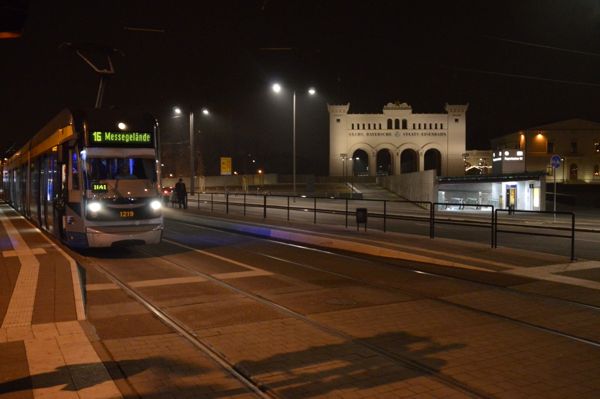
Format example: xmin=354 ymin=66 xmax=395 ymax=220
xmin=3 ymin=108 xmax=164 ymax=247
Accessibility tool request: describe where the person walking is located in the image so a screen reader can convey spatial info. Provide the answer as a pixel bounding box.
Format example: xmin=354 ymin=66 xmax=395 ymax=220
xmin=175 ymin=178 xmax=187 ymax=209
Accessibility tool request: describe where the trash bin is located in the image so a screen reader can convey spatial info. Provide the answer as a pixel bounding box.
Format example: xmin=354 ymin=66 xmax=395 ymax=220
xmin=356 ymin=208 xmax=367 ymax=231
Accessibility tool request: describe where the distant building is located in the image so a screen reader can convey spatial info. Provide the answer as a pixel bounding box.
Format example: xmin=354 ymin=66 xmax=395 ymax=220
xmin=328 ymin=102 xmax=468 ymax=177
xmin=463 ymin=150 xmax=492 ymax=175
xmin=491 ymin=118 xmax=600 ymax=183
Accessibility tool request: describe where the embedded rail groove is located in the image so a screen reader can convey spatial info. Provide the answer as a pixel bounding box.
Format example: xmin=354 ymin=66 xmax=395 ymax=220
xmin=89 ymin=259 xmax=277 ymax=399
xmin=166 ymin=218 xmax=600 ymax=348
xmin=168 ymin=217 xmax=600 ymax=312
xmin=134 ymin=240 xmax=491 ymax=398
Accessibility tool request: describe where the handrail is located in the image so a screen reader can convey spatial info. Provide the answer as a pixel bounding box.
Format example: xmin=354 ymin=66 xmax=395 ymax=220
xmin=183 ymin=191 xmax=578 ymax=259
xmin=433 ymin=202 xmax=494 ymax=247
xmin=494 ymin=209 xmax=575 ymax=261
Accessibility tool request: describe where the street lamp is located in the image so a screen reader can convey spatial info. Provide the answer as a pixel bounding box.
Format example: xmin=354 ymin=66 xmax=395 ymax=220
xmin=271 ymin=82 xmax=316 ymax=197
xmin=172 ymin=106 xmax=210 ymax=195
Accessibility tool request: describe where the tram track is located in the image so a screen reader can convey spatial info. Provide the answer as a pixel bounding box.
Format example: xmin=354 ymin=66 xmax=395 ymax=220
xmin=87 ymin=258 xmax=277 ymax=399
xmin=75 ymin=217 xmax=600 ymax=398
xmin=128 ymin=240 xmax=490 ymax=398
xmin=165 ymin=218 xmax=600 ymax=347
xmin=73 ymin=235 xmax=492 ymax=398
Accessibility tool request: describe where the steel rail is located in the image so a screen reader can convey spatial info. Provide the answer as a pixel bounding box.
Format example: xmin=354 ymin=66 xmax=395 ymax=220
xmin=88 ymin=259 xmax=276 ymax=399
xmin=139 ymin=239 xmax=491 ymax=399
xmin=166 ymin=218 xmax=600 ymax=341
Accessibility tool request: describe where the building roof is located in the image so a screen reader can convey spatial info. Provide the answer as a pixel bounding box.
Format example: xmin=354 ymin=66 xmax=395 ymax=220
xmin=527 ymin=118 xmax=600 ymax=131
xmin=439 ymin=171 xmax=546 ymax=184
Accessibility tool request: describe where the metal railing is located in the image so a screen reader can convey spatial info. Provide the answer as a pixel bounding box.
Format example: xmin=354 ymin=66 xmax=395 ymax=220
xmin=494 ymin=209 xmax=575 ymax=261
xmin=178 ymin=192 xmax=577 ymax=259
xmin=433 ymin=203 xmax=495 ymax=247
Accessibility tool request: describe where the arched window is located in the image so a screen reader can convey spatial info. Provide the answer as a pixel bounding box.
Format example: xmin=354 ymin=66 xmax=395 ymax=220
xmin=418 ymin=123 xmax=421 ymax=129
xmin=368 ymin=123 xmax=371 ymax=129
xmin=351 ymin=123 xmax=354 ymax=130
xmin=362 ymin=123 xmax=365 ymax=129
xmin=379 ymin=123 xmax=382 ymax=129
xmin=394 ymin=119 xmax=400 ymax=129
xmin=412 ymin=123 xmax=415 ymax=129
xmin=387 ymin=119 xmax=392 ymax=129
xmin=402 ymin=119 xmax=407 ymax=129
xmin=434 ymin=123 xmax=438 ymax=129
xmin=440 ymin=123 xmax=444 ymax=129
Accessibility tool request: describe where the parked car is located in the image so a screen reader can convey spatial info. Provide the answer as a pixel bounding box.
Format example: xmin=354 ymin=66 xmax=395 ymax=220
xmin=161 ymin=186 xmax=173 ymax=205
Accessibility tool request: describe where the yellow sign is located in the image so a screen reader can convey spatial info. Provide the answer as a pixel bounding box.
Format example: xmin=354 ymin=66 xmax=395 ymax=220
xmin=220 ymin=157 xmax=232 ymax=176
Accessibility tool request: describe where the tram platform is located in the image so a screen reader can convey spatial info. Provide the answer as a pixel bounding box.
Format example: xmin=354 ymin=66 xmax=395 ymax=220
xmin=0 ymin=203 xmax=123 ymax=398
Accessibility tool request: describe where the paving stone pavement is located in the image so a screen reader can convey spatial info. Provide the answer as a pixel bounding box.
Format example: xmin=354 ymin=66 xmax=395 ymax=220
xmin=5 ymin=200 xmax=600 ymax=398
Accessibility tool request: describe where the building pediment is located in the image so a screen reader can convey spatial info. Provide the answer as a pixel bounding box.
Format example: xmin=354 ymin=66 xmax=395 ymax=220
xmin=383 ymin=102 xmax=411 ymax=110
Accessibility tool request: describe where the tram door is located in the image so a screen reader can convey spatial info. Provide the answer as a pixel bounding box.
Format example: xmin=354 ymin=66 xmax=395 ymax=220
xmin=506 ymin=185 xmax=517 ymax=209
xmin=46 ymin=153 xmax=57 ymax=233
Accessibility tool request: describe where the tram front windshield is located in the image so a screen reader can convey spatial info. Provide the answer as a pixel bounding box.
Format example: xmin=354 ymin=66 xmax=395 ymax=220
xmin=85 ymin=157 xmax=157 ymax=187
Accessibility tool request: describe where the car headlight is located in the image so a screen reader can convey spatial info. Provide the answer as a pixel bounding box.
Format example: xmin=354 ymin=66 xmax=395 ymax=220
xmin=87 ymin=201 xmax=102 ymax=213
xmin=150 ymin=200 xmax=162 ymax=210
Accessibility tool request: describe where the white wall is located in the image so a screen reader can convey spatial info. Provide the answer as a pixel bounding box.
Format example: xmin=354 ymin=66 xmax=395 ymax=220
xmin=377 ymin=170 xmax=437 ymax=202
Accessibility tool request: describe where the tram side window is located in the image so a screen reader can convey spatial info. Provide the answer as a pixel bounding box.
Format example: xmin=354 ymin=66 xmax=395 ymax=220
xmin=71 ymin=151 xmax=79 ymax=190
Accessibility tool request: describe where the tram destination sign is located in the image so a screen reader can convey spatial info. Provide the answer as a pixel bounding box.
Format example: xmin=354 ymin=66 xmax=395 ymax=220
xmin=88 ymin=131 xmax=154 ymax=147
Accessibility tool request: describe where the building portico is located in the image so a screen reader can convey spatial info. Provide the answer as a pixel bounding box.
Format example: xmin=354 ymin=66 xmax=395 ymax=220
xmin=329 ymin=102 xmax=468 ymax=177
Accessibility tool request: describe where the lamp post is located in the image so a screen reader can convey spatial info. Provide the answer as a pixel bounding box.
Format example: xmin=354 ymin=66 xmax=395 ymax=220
xmin=173 ymin=106 xmax=209 ymax=195
xmin=271 ymin=83 xmax=316 ymax=197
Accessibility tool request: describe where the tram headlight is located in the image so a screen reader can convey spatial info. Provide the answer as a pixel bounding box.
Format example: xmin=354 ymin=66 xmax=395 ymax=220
xmin=150 ymin=200 xmax=162 ymax=211
xmin=87 ymin=201 xmax=102 ymax=213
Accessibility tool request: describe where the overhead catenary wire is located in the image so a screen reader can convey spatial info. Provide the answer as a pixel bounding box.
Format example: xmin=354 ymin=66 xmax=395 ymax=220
xmin=483 ymin=35 xmax=600 ymax=58
xmin=449 ymin=66 xmax=600 ymax=88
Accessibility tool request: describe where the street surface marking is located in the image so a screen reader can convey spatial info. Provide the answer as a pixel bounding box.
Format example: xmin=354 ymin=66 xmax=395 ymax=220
xmin=3 ymin=248 xmax=46 ymax=257
xmin=349 ymin=236 xmax=515 ymax=269
xmin=86 ymin=283 xmax=120 ymax=291
xmin=129 ymin=275 xmax=206 ymax=288
xmin=213 ymin=270 xmax=273 ymax=279
xmin=1 ymin=207 xmax=40 ymax=328
xmin=164 ymin=238 xmax=274 ymax=274
xmin=267 ymin=229 xmax=493 ymax=272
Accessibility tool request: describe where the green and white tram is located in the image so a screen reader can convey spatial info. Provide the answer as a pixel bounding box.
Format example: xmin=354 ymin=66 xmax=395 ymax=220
xmin=4 ymin=108 xmax=164 ymax=247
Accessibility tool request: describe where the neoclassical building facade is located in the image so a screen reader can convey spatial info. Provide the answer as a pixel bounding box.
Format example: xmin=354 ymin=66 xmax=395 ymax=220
xmin=328 ymin=102 xmax=468 ymax=177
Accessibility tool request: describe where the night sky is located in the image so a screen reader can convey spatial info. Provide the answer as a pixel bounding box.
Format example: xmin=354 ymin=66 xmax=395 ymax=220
xmin=3 ymin=1 xmax=600 ymax=175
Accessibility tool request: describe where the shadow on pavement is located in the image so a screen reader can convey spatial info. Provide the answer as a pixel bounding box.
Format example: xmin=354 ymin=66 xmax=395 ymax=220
xmin=236 ymin=330 xmax=466 ymax=397
xmin=0 ymin=356 xmax=251 ymax=398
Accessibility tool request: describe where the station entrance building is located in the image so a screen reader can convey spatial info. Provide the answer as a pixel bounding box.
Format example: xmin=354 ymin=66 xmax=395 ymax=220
xmin=328 ymin=102 xmax=468 ymax=178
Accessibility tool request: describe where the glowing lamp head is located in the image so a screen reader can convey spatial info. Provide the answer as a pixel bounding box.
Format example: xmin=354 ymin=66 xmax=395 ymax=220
xmin=308 ymin=87 xmax=316 ymax=95
xmin=173 ymin=107 xmax=182 ymax=115
xmin=271 ymin=83 xmax=282 ymax=93
xmin=117 ymin=122 xmax=127 ymax=130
